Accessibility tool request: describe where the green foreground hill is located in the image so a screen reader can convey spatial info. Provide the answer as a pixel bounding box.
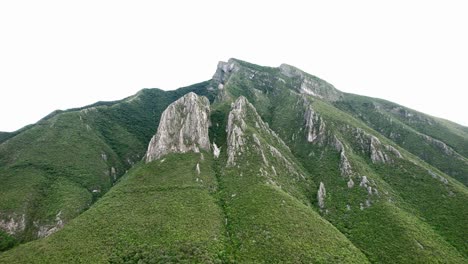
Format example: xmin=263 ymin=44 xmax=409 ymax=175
xmin=0 ymin=59 xmax=467 ymax=263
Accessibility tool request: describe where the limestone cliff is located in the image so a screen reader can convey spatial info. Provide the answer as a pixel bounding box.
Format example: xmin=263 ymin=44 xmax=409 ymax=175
xmin=145 ymin=92 xmax=211 ymax=162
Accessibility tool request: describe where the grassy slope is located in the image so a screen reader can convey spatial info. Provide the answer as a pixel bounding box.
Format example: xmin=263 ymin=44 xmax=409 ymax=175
xmin=0 ymin=81 xmax=213 ymax=244
xmin=0 ymin=152 xmax=226 ymax=263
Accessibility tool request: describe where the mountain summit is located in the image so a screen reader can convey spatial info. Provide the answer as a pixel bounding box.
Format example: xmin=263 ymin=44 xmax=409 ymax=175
xmin=0 ymin=59 xmax=467 ymax=263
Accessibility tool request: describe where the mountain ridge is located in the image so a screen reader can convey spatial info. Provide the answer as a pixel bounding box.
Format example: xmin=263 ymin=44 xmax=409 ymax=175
xmin=0 ymin=58 xmax=467 ymax=263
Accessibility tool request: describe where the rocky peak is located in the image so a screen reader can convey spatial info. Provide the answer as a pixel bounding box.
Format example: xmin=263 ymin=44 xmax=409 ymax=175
xmin=212 ymin=58 xmax=240 ymax=89
xmin=145 ymin=92 xmax=211 ymax=162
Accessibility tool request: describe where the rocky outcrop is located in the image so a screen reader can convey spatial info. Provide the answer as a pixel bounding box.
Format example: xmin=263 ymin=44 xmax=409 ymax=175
xmin=225 ymin=96 xmax=305 ymax=182
xmin=340 ymin=151 xmax=353 ymax=177
xmin=370 ymin=136 xmax=389 ymax=163
xmin=145 ymin=92 xmax=211 ymax=162
xmin=428 ymin=170 xmax=448 ymax=184
xmin=36 ymin=211 xmax=64 ymax=238
xmin=212 ymin=142 xmax=221 ymax=158
xmin=385 ymin=145 xmax=402 ymax=158
xmin=347 ymin=127 xmax=402 ymax=163
xmin=226 ymin=97 xmax=248 ymax=166
xmin=347 ymin=179 xmax=355 ymax=188
xmin=226 ymin=96 xmax=287 ymax=167
xmin=0 ymin=213 xmax=25 ymax=235
xmin=317 ymin=182 xmax=326 ymax=209
xmin=303 ymin=98 xmax=326 ymax=144
xmin=304 ymin=106 xmax=326 ymax=143
xmin=212 ymin=59 xmax=239 ymax=86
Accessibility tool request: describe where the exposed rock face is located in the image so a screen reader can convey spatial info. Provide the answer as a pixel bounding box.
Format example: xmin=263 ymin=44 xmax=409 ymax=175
xmin=360 ymin=176 xmax=370 ymax=188
xmin=347 ymin=127 xmax=403 ymax=163
xmin=317 ymin=182 xmax=326 ymax=209
xmin=226 ymin=96 xmax=270 ymax=166
xmin=347 ymin=179 xmax=355 ymax=188
xmin=428 ymin=170 xmax=448 ymax=184
xmin=304 ymin=106 xmax=326 ymax=143
xmin=212 ymin=59 xmax=239 ymax=86
xmin=385 ymin=145 xmax=402 ymax=159
xmin=340 ymin=151 xmax=353 ymax=177
xmin=303 ymin=99 xmax=326 ymax=144
xmin=0 ymin=213 xmax=25 ymax=235
xmin=226 ymin=97 xmax=248 ymax=166
xmin=212 ymin=142 xmax=221 ymax=158
xmin=146 ymin=92 xmax=211 ymax=162
xmin=279 ymin=64 xmax=342 ymax=101
xmin=36 ymin=211 xmax=64 ymax=238
xmin=370 ymin=136 xmax=389 ymax=163
xmin=212 ymin=59 xmax=240 ymax=102
xmin=224 ymin=96 xmax=305 ymax=181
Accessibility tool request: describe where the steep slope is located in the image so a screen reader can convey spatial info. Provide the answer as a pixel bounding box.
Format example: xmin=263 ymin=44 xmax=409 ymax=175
xmin=210 ymin=97 xmax=368 ymax=263
xmin=210 ymin=59 xmax=467 ymax=262
xmin=0 ymin=81 xmax=215 ymax=246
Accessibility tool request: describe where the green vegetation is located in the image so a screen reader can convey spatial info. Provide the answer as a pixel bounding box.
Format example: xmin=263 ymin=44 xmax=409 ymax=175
xmin=334 ymin=94 xmax=468 ymax=185
xmin=0 ymin=81 xmax=213 ymax=243
xmin=0 ymin=153 xmax=225 ymax=263
xmin=0 ymin=59 xmax=467 ymax=263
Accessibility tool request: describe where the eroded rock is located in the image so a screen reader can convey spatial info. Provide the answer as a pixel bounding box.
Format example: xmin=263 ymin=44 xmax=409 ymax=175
xmin=0 ymin=213 xmax=25 ymax=235
xmin=317 ymin=182 xmax=326 ymax=209
xmin=36 ymin=211 xmax=64 ymax=238
xmin=213 ymin=142 xmax=221 ymax=158
xmin=146 ymin=92 xmax=211 ymax=162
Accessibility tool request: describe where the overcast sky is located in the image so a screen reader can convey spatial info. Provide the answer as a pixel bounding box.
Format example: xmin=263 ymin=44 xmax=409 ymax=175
xmin=1 ymin=1 xmax=467 ymax=132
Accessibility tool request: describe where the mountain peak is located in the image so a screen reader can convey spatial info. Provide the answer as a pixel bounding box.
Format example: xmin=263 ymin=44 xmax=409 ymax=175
xmin=145 ymin=92 xmax=211 ymax=162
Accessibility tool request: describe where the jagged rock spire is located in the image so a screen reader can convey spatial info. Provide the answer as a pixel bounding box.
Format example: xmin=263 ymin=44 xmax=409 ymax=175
xmin=145 ymin=92 xmax=211 ymax=162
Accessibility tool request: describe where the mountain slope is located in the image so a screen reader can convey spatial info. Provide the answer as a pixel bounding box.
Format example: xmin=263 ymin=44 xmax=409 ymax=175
xmin=0 ymin=81 xmax=215 ymax=245
xmin=0 ymin=93 xmax=368 ymax=263
xmin=0 ymin=58 xmax=467 ymax=263
xmin=209 ymin=59 xmax=467 ymax=262
xmin=334 ymin=94 xmax=468 ymax=185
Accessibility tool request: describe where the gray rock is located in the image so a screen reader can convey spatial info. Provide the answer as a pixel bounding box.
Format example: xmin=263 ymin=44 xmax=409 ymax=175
xmin=385 ymin=145 xmax=402 ymax=158
xmin=304 ymin=103 xmax=326 ymax=143
xmin=317 ymin=182 xmax=326 ymax=209
xmin=146 ymin=92 xmax=211 ymax=162
xmin=0 ymin=213 xmax=25 ymax=235
xmin=347 ymin=178 xmax=355 ymax=188
xmin=340 ymin=151 xmax=353 ymax=177
xmin=360 ymin=176 xmax=370 ymax=188
xmin=213 ymin=142 xmax=221 ymax=158
xmin=428 ymin=170 xmax=449 ymax=184
xmin=36 ymin=211 xmax=64 ymax=238
xmin=370 ymin=136 xmax=388 ymax=163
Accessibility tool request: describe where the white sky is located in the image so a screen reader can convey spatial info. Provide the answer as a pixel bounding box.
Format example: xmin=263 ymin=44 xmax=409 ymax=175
xmin=1 ymin=1 xmax=467 ymax=132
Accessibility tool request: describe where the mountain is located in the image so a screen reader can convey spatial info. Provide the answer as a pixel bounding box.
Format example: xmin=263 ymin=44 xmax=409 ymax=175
xmin=0 ymin=59 xmax=467 ymax=263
